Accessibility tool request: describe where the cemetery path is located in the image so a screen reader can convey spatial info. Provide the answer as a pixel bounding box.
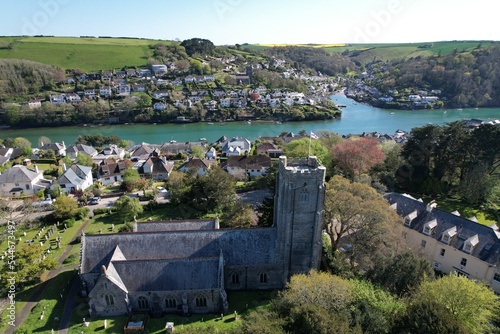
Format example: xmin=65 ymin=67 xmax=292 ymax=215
xmin=6 ymin=219 xmax=90 ymax=334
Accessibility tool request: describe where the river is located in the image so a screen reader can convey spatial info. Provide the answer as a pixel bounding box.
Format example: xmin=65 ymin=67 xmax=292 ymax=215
xmin=1 ymin=94 xmax=499 ymax=146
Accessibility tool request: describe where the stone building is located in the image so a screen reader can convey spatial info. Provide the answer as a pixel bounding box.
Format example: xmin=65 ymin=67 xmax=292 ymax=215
xmin=79 ymin=156 xmax=326 ymax=317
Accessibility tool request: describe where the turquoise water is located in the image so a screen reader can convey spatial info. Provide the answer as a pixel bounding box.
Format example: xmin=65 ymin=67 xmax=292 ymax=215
xmin=1 ymin=94 xmax=499 ymax=146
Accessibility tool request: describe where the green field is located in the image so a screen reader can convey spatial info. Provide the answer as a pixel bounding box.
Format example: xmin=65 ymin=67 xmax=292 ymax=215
xmin=0 ymin=36 xmax=175 ymax=71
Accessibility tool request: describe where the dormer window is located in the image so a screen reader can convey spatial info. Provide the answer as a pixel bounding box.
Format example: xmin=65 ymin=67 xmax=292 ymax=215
xmin=441 ymin=226 xmax=457 ymax=244
xmin=463 ymin=234 xmax=479 ymax=254
xmin=422 ymin=219 xmax=437 ymax=235
xmin=404 ymin=210 xmax=418 ymax=226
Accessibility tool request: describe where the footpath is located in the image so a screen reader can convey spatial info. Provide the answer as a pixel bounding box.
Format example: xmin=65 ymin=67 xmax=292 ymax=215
xmin=6 ymin=219 xmax=90 ymax=334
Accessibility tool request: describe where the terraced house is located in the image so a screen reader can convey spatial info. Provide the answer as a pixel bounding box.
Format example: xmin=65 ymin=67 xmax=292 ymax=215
xmin=385 ymin=193 xmax=500 ymax=294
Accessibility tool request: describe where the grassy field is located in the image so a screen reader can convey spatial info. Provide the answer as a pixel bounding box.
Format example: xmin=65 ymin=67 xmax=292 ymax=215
xmin=0 ymin=36 xmax=174 ymax=71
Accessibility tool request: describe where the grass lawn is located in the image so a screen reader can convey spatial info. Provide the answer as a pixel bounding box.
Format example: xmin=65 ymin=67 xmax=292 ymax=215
xmin=67 ymin=290 xmax=275 ymax=333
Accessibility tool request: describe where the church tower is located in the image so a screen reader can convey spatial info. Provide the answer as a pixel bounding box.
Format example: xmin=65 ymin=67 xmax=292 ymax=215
xmin=274 ymin=156 xmax=326 ymax=283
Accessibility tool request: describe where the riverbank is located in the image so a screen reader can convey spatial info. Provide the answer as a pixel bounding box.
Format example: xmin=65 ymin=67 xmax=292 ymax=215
xmin=1 ymin=94 xmax=498 ymax=146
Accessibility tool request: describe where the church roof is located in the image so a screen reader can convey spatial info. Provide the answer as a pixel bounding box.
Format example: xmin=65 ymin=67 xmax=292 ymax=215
xmin=134 ymin=219 xmax=216 ymax=232
xmin=81 ymin=228 xmax=277 ymax=274
xmin=111 ymin=257 xmax=220 ymax=292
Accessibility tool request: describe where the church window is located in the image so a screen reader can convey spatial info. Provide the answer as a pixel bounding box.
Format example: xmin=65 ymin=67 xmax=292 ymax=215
xmin=298 ymin=189 xmax=309 ymax=203
xmin=195 ymin=294 xmax=207 ymax=308
xmin=165 ymin=298 xmax=177 ymax=309
xmin=137 ymin=296 xmax=149 ymax=309
xmin=104 ymin=294 xmax=114 ymax=306
xmin=259 ymin=272 xmax=268 ymax=284
xmin=231 ymin=272 xmax=240 ymax=285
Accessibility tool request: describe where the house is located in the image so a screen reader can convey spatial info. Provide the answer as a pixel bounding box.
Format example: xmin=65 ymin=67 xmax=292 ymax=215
xmin=204 ymin=75 xmax=215 ymax=82
xmin=66 ymin=93 xmax=82 ymax=103
xmin=141 ymin=156 xmax=174 ymax=180
xmin=96 ymin=160 xmax=128 ymax=185
xmin=221 ymin=137 xmax=251 ymax=156
xmin=184 ymin=76 xmax=195 ymax=83
xmin=0 ymin=148 xmax=23 ymax=162
xmin=220 ymin=98 xmax=231 ymax=108
xmin=129 ymin=144 xmax=154 ymax=161
xmin=385 ymin=192 xmax=500 ymax=295
xmin=160 ymin=142 xmax=204 ymax=156
xmin=39 ymin=142 xmax=66 ymax=157
xmin=256 ymin=142 xmax=281 ymax=157
xmin=126 ymin=69 xmax=137 ymax=77
xmin=0 ymin=165 xmax=52 ymax=197
xmin=153 ymin=102 xmax=166 ymax=111
xmin=80 ymin=156 xmax=325 ymax=317
xmin=137 ymin=69 xmax=152 ymax=77
xmin=115 ymin=84 xmax=131 ymax=97
xmin=133 ymin=84 xmax=146 ymax=93
xmin=225 ymin=155 xmax=272 ymax=179
xmin=178 ymin=158 xmax=216 ymax=175
xmin=152 ymin=90 xmax=169 ymax=99
xmin=206 ymin=147 xmax=217 ymax=160
xmin=66 ymin=144 xmax=98 ymax=159
xmin=151 ymin=64 xmax=168 ymax=76
xmin=84 ymin=89 xmax=97 ymax=98
xmin=100 ymin=86 xmax=112 ymax=98
xmin=56 ymin=164 xmax=93 ymax=194
xmin=92 ymin=145 xmax=126 ymax=164
xmin=28 ymin=98 xmax=42 ymax=109
xmin=50 ymin=94 xmax=66 ymax=104
xmin=212 ymin=89 xmax=226 ymax=98
xmin=102 ymin=72 xmax=113 ymax=81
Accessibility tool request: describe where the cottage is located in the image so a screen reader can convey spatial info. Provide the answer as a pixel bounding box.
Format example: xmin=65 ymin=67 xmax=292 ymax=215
xmin=0 ymin=165 xmax=52 ymax=197
xmin=221 ymin=137 xmax=251 ymax=156
xmin=141 ymin=156 xmax=174 ymax=180
xmin=225 ymin=155 xmax=271 ymax=179
xmin=66 ymin=144 xmax=98 ymax=159
xmin=97 ymin=160 xmax=128 ymax=185
xmin=178 ymin=158 xmax=216 ymax=175
xmin=56 ymin=164 xmax=93 ymax=194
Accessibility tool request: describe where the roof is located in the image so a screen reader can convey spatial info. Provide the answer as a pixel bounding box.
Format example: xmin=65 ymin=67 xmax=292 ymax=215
xmin=384 ymin=192 xmax=500 ymax=267
xmin=58 ymin=164 xmax=91 ymax=186
xmin=66 ymin=144 xmax=97 ymax=156
xmin=0 ymin=165 xmax=41 ymax=183
xmin=110 ymin=257 xmax=220 ymax=291
xmin=39 ymin=142 xmax=65 ymax=152
xmin=81 ymin=228 xmax=277 ymax=274
xmin=98 ymin=161 xmax=127 ymax=177
xmin=226 ymin=155 xmax=272 ymax=169
xmin=179 ymin=158 xmax=214 ymax=170
xmin=134 ymin=219 xmax=217 ymax=232
xmin=143 ymin=157 xmax=174 ymax=175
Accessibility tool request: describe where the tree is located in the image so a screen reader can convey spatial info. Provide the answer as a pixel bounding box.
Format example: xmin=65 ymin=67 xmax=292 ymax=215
xmin=53 ymin=196 xmax=78 ymax=221
xmin=76 ymin=153 xmax=93 ymax=167
xmin=222 ymin=201 xmax=255 ymax=228
xmin=409 ymin=273 xmax=499 ymax=334
xmin=120 ymin=168 xmax=140 ymax=192
xmin=114 ymin=196 xmax=143 ymax=222
xmin=332 ymin=138 xmax=385 ymax=179
xmin=284 ymin=137 xmax=331 ymax=169
xmin=136 ymin=93 xmax=152 ymax=109
xmin=2 ymin=244 xmax=57 ymax=287
xmin=365 ymin=250 xmax=434 ymax=296
xmin=13 ymin=137 xmax=32 ymax=150
xmin=190 ymin=146 xmax=205 ymax=159
xmin=134 ymin=177 xmax=151 ymax=196
xmin=323 ymin=175 xmax=402 ymax=271
xmin=180 ymin=38 xmax=215 ymax=56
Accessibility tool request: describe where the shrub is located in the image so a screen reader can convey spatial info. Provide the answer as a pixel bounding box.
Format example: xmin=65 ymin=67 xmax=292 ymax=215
xmin=63 ymin=218 xmax=75 ymax=228
xmin=74 ymin=207 xmax=89 ymax=220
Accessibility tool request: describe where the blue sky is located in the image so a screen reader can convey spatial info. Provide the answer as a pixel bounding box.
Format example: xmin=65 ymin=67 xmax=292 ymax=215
xmin=1 ymin=0 xmax=498 ymax=44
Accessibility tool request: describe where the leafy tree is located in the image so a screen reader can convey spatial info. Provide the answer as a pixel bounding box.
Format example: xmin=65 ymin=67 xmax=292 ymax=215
xmin=323 ymin=175 xmax=402 ymax=271
xmin=114 ymin=196 xmax=143 ymax=223
xmin=13 ymin=137 xmax=32 ymax=150
xmin=284 ymin=137 xmax=331 ymax=169
xmin=136 ymin=93 xmax=152 ymax=109
xmin=222 ymin=201 xmax=254 ymax=228
xmin=410 ymin=273 xmax=499 ymax=334
xmin=189 ymin=59 xmax=203 ymax=75
xmin=190 ymin=146 xmax=205 ymax=159
xmin=120 ymin=168 xmax=141 ymax=192
xmin=76 ymin=153 xmax=93 ymax=167
xmin=236 ymin=309 xmax=286 ymax=334
xmin=366 ymin=250 xmax=434 ymax=296
xmin=180 ymin=38 xmax=215 ymax=56
xmin=332 ymin=138 xmax=385 ymax=179
xmin=2 ymin=244 xmax=57 ymax=286
xmin=53 ymin=196 xmax=78 ymax=221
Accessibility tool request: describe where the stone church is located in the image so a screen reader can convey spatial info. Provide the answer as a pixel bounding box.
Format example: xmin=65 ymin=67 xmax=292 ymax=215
xmin=79 ymin=156 xmax=326 ymax=317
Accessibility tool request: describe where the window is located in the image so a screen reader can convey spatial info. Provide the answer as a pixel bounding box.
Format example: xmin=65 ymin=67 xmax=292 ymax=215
xmin=442 ymin=234 xmax=450 ymax=244
xmin=421 ymin=240 xmax=427 ymax=248
xmin=104 ymin=294 xmax=114 ymax=306
xmin=464 ymin=243 xmax=472 ymax=253
xmin=440 ymin=248 xmax=446 ymax=257
xmin=231 ymin=272 xmax=240 ymax=285
xmin=137 ymin=296 xmax=149 ymax=309
xmin=460 ymin=258 xmax=467 ymax=267
xmin=25 ymin=184 xmax=30 ymax=190
xmin=165 ymin=298 xmax=177 ymax=309
xmin=195 ymin=294 xmax=207 ymax=308
xmin=260 ymin=272 xmax=268 ymax=284
xmin=298 ymin=189 xmax=309 ymax=203
xmin=493 ymin=273 xmax=500 ymax=283
xmin=15 ymin=183 xmax=19 ymax=187
xmin=423 ymin=226 xmax=431 ymax=235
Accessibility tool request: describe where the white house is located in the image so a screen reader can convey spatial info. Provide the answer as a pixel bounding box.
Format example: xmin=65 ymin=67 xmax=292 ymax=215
xmin=56 ymin=164 xmax=93 ymax=194
xmin=0 ymin=165 xmax=52 ymax=197
xmin=225 ymin=155 xmax=271 ymax=179
xmin=221 ymin=137 xmax=251 ymax=156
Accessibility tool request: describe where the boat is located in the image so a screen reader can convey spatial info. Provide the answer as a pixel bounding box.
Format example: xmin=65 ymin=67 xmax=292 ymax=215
xmin=199 ymin=138 xmax=207 ymax=141
xmin=390 ymin=112 xmax=395 ymax=115
xmin=246 ymin=120 xmax=252 ymax=125
xmin=207 ymin=122 xmax=214 ymax=125
xmin=275 ymin=121 xmax=283 ymax=124
xmin=457 ymin=108 xmax=463 ymax=111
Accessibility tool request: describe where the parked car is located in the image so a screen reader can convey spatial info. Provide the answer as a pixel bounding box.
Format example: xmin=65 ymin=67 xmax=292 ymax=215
xmin=89 ymin=196 xmax=101 ymax=205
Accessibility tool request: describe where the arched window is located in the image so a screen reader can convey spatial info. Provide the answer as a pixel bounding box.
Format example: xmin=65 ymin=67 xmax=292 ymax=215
xmin=298 ymin=189 xmax=309 ymax=202
xmin=259 ymin=272 xmax=268 ymax=284
xmin=195 ymin=294 xmax=207 ymax=308
xmin=165 ymin=297 xmax=177 ymax=309
xmin=104 ymin=294 xmax=114 ymax=306
xmin=231 ymin=272 xmax=240 ymax=285
xmin=137 ymin=296 xmax=149 ymax=310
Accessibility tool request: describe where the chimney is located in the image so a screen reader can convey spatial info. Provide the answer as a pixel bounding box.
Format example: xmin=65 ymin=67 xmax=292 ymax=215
xmin=34 ymin=164 xmax=39 ymax=173
xmin=214 ymin=215 xmax=220 ymax=229
xmin=62 ymin=163 xmax=67 ymax=171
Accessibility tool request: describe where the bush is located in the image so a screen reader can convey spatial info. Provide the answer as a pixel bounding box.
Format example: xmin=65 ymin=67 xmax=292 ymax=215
xmin=145 ymin=199 xmax=159 ymax=210
xmin=74 ymin=207 xmax=89 ymax=220
xmin=119 ymin=221 xmax=134 ymax=232
xmin=93 ymin=207 xmax=116 ymax=215
xmin=63 ymin=218 xmax=75 ymax=228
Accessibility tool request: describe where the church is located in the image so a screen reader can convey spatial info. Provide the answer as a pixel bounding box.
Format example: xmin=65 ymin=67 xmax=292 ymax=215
xmin=79 ymin=156 xmax=326 ymax=317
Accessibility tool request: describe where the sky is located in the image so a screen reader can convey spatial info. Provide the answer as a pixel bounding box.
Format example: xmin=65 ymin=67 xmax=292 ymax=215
xmin=1 ymin=0 xmax=499 ymax=45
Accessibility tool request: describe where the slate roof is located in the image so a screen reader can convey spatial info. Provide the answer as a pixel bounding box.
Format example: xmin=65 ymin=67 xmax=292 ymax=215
xmin=81 ymin=228 xmax=277 ymax=274
xmin=0 ymin=165 xmax=40 ymax=183
xmin=178 ymin=158 xmax=214 ymax=171
xmin=66 ymin=144 xmax=97 ymax=156
xmin=110 ymin=257 xmax=220 ymax=291
xmin=98 ymin=161 xmax=127 ymax=177
xmin=226 ymin=155 xmax=272 ymax=169
xmin=58 ymin=165 xmax=91 ymax=186
xmin=39 ymin=142 xmax=65 ymax=153
xmin=134 ymin=219 xmax=216 ymax=232
xmin=384 ymin=192 xmax=500 ymax=267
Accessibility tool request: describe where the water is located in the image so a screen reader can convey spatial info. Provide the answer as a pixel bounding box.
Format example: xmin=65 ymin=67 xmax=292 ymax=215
xmin=1 ymin=94 xmax=499 ymax=146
